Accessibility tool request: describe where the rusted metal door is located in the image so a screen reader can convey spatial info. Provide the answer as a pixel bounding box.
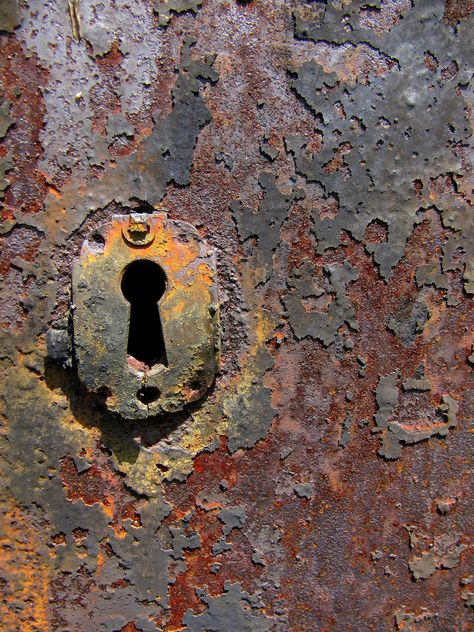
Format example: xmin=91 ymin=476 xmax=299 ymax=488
xmin=0 ymin=1 xmax=473 ymax=630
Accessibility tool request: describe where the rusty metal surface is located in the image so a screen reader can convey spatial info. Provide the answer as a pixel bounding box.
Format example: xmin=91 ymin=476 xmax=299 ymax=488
xmin=70 ymin=212 xmax=220 ymax=419
xmin=0 ymin=1 xmax=473 ymax=630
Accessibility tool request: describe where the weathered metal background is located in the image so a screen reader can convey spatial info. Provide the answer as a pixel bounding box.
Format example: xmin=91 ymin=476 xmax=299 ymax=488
xmin=0 ymin=0 xmax=473 ymax=630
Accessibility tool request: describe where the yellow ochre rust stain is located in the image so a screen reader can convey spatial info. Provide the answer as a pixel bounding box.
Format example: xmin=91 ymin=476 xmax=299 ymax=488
xmin=0 ymin=504 xmax=50 ymax=631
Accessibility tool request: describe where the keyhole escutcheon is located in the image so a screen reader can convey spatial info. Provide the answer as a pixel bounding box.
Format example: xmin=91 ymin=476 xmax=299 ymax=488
xmin=121 ymin=259 xmax=168 ymax=368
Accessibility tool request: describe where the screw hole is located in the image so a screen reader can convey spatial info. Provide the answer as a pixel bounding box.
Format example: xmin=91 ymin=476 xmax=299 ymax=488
xmin=136 ymin=386 xmax=160 ymax=404
xmin=88 ymin=230 xmax=106 ymax=254
xmin=91 ymin=231 xmax=105 ymax=244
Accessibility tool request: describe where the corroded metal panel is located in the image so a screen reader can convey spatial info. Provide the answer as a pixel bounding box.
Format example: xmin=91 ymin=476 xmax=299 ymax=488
xmin=0 ymin=1 xmax=473 ymax=631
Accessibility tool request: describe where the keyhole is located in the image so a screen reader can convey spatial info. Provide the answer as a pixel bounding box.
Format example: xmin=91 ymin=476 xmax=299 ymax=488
xmin=121 ymin=260 xmax=168 ymax=368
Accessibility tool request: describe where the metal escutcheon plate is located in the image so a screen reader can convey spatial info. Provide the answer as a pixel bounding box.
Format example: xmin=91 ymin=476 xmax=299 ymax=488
xmin=72 ymin=213 xmax=220 ymax=419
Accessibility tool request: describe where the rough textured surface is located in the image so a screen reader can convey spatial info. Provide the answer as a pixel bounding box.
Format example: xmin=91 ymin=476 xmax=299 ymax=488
xmin=0 ymin=0 xmax=473 ymax=630
xmin=71 ymin=213 xmax=220 ymax=419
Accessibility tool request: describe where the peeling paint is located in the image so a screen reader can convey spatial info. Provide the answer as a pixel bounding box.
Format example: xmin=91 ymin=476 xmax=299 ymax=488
xmin=183 ymin=582 xmax=271 ymax=631
xmin=374 ymin=372 xmax=459 ymax=459
xmin=153 ymin=0 xmax=203 ymax=27
xmin=407 ymin=526 xmax=466 ymax=580
xmin=0 ymin=0 xmax=472 ymax=629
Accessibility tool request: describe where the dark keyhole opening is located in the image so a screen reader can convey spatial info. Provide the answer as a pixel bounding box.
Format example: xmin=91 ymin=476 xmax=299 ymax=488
xmin=121 ymin=260 xmax=168 ymax=368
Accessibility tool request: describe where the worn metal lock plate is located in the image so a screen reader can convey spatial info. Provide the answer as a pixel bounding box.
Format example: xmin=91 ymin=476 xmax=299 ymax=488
xmin=72 ymin=213 xmax=220 ymax=419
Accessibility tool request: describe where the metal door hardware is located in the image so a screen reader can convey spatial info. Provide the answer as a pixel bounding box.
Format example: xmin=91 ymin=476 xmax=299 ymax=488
xmin=71 ymin=212 xmax=220 ymax=419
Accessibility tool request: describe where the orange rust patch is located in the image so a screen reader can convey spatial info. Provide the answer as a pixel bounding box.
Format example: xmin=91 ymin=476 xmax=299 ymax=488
xmin=0 ymin=504 xmax=50 ymax=631
xmin=59 ymin=451 xmax=140 ymax=534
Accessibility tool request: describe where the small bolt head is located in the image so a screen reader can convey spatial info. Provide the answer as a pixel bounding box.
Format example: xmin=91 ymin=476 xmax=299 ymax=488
xmin=123 ymin=213 xmax=155 ymax=247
